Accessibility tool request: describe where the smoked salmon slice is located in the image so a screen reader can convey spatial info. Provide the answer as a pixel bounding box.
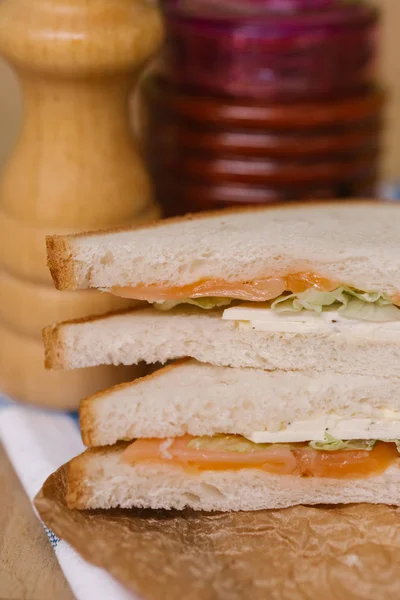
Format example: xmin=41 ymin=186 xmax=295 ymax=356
xmin=109 ymin=272 xmax=337 ymax=303
xmin=121 ymin=435 xmax=399 ymax=479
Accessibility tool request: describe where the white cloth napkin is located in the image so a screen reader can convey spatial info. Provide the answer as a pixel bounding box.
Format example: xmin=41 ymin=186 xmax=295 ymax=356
xmin=0 ymin=402 xmax=137 ymax=600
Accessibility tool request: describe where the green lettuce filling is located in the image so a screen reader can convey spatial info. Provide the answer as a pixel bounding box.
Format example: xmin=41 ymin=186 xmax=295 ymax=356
xmin=271 ymin=287 xmax=400 ymax=322
xmin=153 ymin=286 xmax=400 ymax=321
xmin=154 ymin=297 xmax=233 ymax=311
xmin=309 ymin=434 xmax=377 ymax=452
xmin=310 ymin=434 xmax=400 ymax=452
xmin=187 ymin=435 xmax=274 ymax=453
xmin=187 ymin=434 xmax=400 ymax=453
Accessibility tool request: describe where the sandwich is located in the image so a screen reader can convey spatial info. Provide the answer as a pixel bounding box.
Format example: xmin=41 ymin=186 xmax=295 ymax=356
xmin=68 ymin=359 xmax=400 ymax=511
xmin=44 ymin=202 xmax=400 ymax=378
xmin=43 ymin=202 xmax=400 ymax=510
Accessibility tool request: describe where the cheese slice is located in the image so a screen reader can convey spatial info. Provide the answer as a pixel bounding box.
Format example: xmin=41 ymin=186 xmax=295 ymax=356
xmin=222 ymin=305 xmax=400 ymax=333
xmin=246 ymin=415 xmax=400 ymax=444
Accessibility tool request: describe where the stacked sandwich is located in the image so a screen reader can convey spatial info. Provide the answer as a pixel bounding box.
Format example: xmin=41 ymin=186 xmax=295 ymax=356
xmin=44 ymin=202 xmax=400 ymax=511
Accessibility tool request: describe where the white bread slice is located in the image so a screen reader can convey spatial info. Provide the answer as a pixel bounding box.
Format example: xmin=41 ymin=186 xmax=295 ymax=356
xmin=0 ymin=320 xmax=142 ymax=409
xmin=66 ymin=445 xmax=400 ymax=511
xmin=46 ymin=202 xmax=400 ymax=297
xmin=80 ymin=359 xmax=400 ymax=447
xmin=43 ymin=306 xmax=400 ymax=378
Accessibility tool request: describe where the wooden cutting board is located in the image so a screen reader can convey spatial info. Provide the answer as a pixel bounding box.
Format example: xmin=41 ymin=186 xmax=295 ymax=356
xmin=0 ymin=443 xmax=74 ymax=600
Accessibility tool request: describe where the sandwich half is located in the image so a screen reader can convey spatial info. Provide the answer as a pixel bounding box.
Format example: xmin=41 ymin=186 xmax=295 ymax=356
xmin=68 ymin=360 xmax=400 ymax=511
xmin=44 ymin=202 xmax=400 ymax=378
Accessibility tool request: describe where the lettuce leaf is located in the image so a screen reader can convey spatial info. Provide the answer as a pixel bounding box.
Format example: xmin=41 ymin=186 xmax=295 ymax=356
xmin=310 ymin=434 xmax=400 ymax=452
xmin=152 ymin=285 xmax=399 ymax=321
xmin=309 ymin=434 xmax=377 ymax=452
xmin=187 ymin=435 xmax=274 ymax=453
xmin=154 ymin=297 xmax=233 ymax=311
xmin=338 ymin=299 xmax=400 ymax=322
xmin=271 ymin=287 xmax=400 ymax=322
xmin=188 ymin=434 xmax=400 ymax=454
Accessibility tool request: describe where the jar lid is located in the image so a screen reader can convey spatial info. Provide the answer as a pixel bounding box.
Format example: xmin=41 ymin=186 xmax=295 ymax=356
xmin=160 ymin=1 xmax=378 ymax=101
xmin=197 ymin=0 xmax=337 ymax=11
xmin=162 ymin=0 xmax=378 ymax=33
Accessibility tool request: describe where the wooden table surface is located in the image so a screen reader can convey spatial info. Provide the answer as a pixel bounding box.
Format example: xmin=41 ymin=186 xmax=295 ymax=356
xmin=0 ymin=442 xmax=74 ymax=600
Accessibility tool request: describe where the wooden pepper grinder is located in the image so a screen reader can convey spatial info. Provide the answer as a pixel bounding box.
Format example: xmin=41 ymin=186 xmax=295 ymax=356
xmin=0 ymin=0 xmax=163 ymax=408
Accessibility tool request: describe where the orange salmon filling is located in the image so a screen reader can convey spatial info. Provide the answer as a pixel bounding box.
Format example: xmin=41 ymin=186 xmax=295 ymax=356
xmin=109 ymin=272 xmax=337 ymax=303
xmin=121 ymin=435 xmax=399 ymax=479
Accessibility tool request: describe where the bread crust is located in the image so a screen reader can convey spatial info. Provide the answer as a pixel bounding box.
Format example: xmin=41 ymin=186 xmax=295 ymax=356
xmin=80 ymin=359 xmax=191 ymax=446
xmin=42 ymin=323 xmax=65 ymax=370
xmin=46 ymin=235 xmax=78 ymax=292
xmin=66 ymin=444 xmax=129 ymax=509
xmin=46 ymin=200 xmax=381 ymax=291
xmin=47 ymin=204 xmax=161 ymax=289
xmin=42 ymin=307 xmax=144 ymax=369
xmin=66 ymin=449 xmax=88 ymax=509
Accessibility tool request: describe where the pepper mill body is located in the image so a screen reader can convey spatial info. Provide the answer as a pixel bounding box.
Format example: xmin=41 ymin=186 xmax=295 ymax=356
xmin=0 ymin=0 xmax=163 ymax=407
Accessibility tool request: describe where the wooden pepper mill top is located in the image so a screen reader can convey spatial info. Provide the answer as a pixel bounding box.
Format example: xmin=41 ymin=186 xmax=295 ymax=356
xmin=0 ymin=0 xmax=163 ymax=74
xmin=0 ymin=0 xmax=163 ymax=283
xmin=0 ymin=0 xmax=163 ymax=407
